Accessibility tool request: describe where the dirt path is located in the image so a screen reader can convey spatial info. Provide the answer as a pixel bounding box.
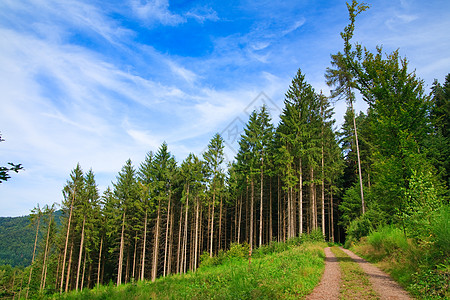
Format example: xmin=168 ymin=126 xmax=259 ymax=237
xmin=306 ymin=247 xmax=341 ymax=300
xmin=340 ymin=248 xmax=412 ymax=300
xmin=307 ymin=247 xmax=412 ymax=300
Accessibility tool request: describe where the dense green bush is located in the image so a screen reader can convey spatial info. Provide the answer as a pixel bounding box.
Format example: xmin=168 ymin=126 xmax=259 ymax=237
xmin=431 ymin=205 xmax=450 ymax=256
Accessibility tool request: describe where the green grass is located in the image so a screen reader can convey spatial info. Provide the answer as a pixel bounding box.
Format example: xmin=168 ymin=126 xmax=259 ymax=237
xmin=48 ymin=241 xmax=327 ymax=300
xmin=330 ymin=247 xmax=379 ymax=300
xmin=351 ymin=223 xmax=450 ymax=299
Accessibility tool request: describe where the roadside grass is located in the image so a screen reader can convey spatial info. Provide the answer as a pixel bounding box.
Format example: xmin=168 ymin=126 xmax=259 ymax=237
xmin=49 ymin=239 xmax=327 ymax=300
xmin=351 ymin=224 xmax=449 ymax=299
xmin=330 ymin=246 xmax=379 ymax=300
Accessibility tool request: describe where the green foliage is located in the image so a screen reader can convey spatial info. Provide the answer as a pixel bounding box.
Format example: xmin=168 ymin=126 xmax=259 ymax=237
xmin=0 ymin=211 xmax=62 ymax=267
xmin=352 ymin=222 xmax=450 ymax=299
xmin=366 ymin=226 xmax=409 ymax=255
xmin=401 ymin=170 xmax=444 ymax=242
xmin=431 ymin=205 xmax=450 ymax=256
xmin=49 ymin=241 xmax=326 ymax=300
xmin=0 ymin=133 xmax=23 ymax=183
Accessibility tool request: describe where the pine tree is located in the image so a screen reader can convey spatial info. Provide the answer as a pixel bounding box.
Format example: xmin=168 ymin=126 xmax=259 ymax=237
xmin=113 ymin=159 xmax=139 ymax=286
xmin=203 ymin=134 xmax=225 ymax=257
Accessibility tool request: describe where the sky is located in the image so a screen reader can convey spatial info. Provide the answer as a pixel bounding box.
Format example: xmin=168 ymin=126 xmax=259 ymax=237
xmin=1 ymin=0 xmax=449 ymax=217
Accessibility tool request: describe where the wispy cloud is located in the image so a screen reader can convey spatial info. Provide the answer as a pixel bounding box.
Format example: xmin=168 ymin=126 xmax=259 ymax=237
xmin=130 ymin=0 xmax=185 ymax=26
xmin=185 ymin=6 xmax=219 ymax=23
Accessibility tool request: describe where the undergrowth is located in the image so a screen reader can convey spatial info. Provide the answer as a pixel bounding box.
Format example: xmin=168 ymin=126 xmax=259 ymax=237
xmin=351 ymin=217 xmax=449 ymax=299
xmin=49 ymin=232 xmax=327 ymax=300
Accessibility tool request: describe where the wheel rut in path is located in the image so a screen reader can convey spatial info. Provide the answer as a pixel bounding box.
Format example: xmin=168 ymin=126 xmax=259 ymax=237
xmin=340 ymin=247 xmax=412 ymax=300
xmin=306 ymin=246 xmax=412 ymax=300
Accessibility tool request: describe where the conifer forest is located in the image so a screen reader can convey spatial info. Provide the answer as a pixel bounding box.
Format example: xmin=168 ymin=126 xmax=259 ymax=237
xmin=1 ymin=1 xmax=448 ymax=299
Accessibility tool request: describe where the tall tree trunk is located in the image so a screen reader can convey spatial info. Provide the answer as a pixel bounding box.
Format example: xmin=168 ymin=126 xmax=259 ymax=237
xmin=140 ymin=210 xmax=147 ymax=281
xmin=176 ymin=204 xmax=183 ymax=274
xmin=250 ymin=179 xmax=254 ymax=251
xmin=125 ymin=247 xmax=130 ymax=283
xmin=132 ymin=232 xmax=138 ymax=280
xmin=55 ymin=252 xmax=61 ymax=291
xmin=40 ymin=214 xmax=52 ymax=291
xmin=299 ymin=158 xmax=303 ymax=235
xmin=65 ymin=242 xmax=73 ymax=292
xmin=277 ymin=176 xmax=281 ymax=242
xmin=81 ymin=251 xmax=86 ymax=291
xmin=76 ymin=216 xmax=86 ymax=291
xmin=321 ymin=143 xmax=325 ymax=236
xmin=168 ymin=206 xmax=174 ymax=275
xmin=183 ymin=185 xmax=189 ymax=273
xmin=209 ymin=189 xmax=215 ymax=257
xmin=163 ymin=192 xmax=171 ymax=277
xmin=259 ymin=158 xmax=264 ymax=247
xmin=330 ymin=186 xmax=334 ymax=242
xmin=151 ymin=202 xmax=161 ymax=282
xmin=350 ymin=100 xmax=365 ymax=214
xmin=117 ymin=210 xmax=126 ymax=286
xmin=218 ymin=195 xmax=223 ymax=250
xmin=60 ymin=189 xmax=75 ymax=294
xmin=237 ymin=194 xmax=242 ymax=243
xmin=310 ymin=166 xmax=316 ymax=230
xmin=269 ymin=177 xmax=272 ymax=242
xmin=97 ymin=236 xmax=103 ymax=285
xmin=194 ymin=197 xmax=200 ymax=271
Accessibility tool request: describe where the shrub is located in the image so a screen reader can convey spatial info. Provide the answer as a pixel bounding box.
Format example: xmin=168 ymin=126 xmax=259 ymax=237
xmin=367 ymin=226 xmax=409 ymax=255
xmin=431 ymin=204 xmax=450 ymax=256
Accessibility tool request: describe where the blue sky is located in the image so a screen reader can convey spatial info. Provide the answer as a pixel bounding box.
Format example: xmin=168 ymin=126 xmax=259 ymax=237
xmin=1 ymin=0 xmax=449 ymax=217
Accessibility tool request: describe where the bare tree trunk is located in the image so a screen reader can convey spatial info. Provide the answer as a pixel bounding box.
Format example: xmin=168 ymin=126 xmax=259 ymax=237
xmin=65 ymin=242 xmax=73 ymax=292
xmin=310 ymin=166 xmax=316 ymax=230
xmin=55 ymin=252 xmax=61 ymax=290
xmin=140 ymin=210 xmax=147 ymax=281
xmin=132 ymin=232 xmax=138 ymax=280
xmin=330 ymin=186 xmax=334 ymax=242
xmin=259 ymin=158 xmax=264 ymax=247
xmin=168 ymin=207 xmax=174 ymax=275
xmin=117 ymin=211 xmax=126 ymax=286
xmin=277 ymin=176 xmax=281 ymax=242
xmin=151 ymin=202 xmax=161 ymax=282
xmin=269 ymin=177 xmax=272 ymax=242
xmin=40 ymin=214 xmax=52 ymax=291
xmin=209 ymin=189 xmax=215 ymax=257
xmin=237 ymin=194 xmax=242 ymax=243
xmin=125 ymin=247 xmax=130 ymax=284
xmin=250 ymin=179 xmax=254 ymax=251
xmin=60 ymin=189 xmax=75 ymax=294
xmin=81 ymin=251 xmax=86 ymax=291
xmin=76 ymin=216 xmax=86 ymax=291
xmin=176 ymin=204 xmax=183 ymax=274
xmin=321 ymin=143 xmax=325 ymax=236
xmin=194 ymin=197 xmax=200 ymax=271
xmin=97 ymin=237 xmax=103 ymax=285
xmin=299 ymin=158 xmax=303 ymax=235
xmin=183 ymin=185 xmax=189 ymax=273
xmin=218 ymin=195 xmax=223 ymax=250
xmin=163 ymin=192 xmax=171 ymax=277
xmin=350 ymin=100 xmax=365 ymax=214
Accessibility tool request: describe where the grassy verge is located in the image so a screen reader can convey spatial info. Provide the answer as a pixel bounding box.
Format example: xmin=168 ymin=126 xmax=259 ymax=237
xmin=351 ymin=225 xmax=449 ymax=299
xmin=49 ymin=241 xmax=327 ymax=300
xmin=330 ymin=247 xmax=378 ymax=300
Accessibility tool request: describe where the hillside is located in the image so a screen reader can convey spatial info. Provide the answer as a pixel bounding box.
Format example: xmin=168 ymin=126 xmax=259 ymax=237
xmin=0 ymin=211 xmax=62 ymax=267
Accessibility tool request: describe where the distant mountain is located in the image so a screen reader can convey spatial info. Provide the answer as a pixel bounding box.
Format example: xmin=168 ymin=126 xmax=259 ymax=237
xmin=0 ymin=210 xmax=62 ymax=267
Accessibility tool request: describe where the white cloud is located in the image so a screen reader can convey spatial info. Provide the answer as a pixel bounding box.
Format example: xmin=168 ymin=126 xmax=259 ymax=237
xmin=185 ymin=7 xmax=219 ymax=23
xmin=130 ymin=0 xmax=185 ymax=26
